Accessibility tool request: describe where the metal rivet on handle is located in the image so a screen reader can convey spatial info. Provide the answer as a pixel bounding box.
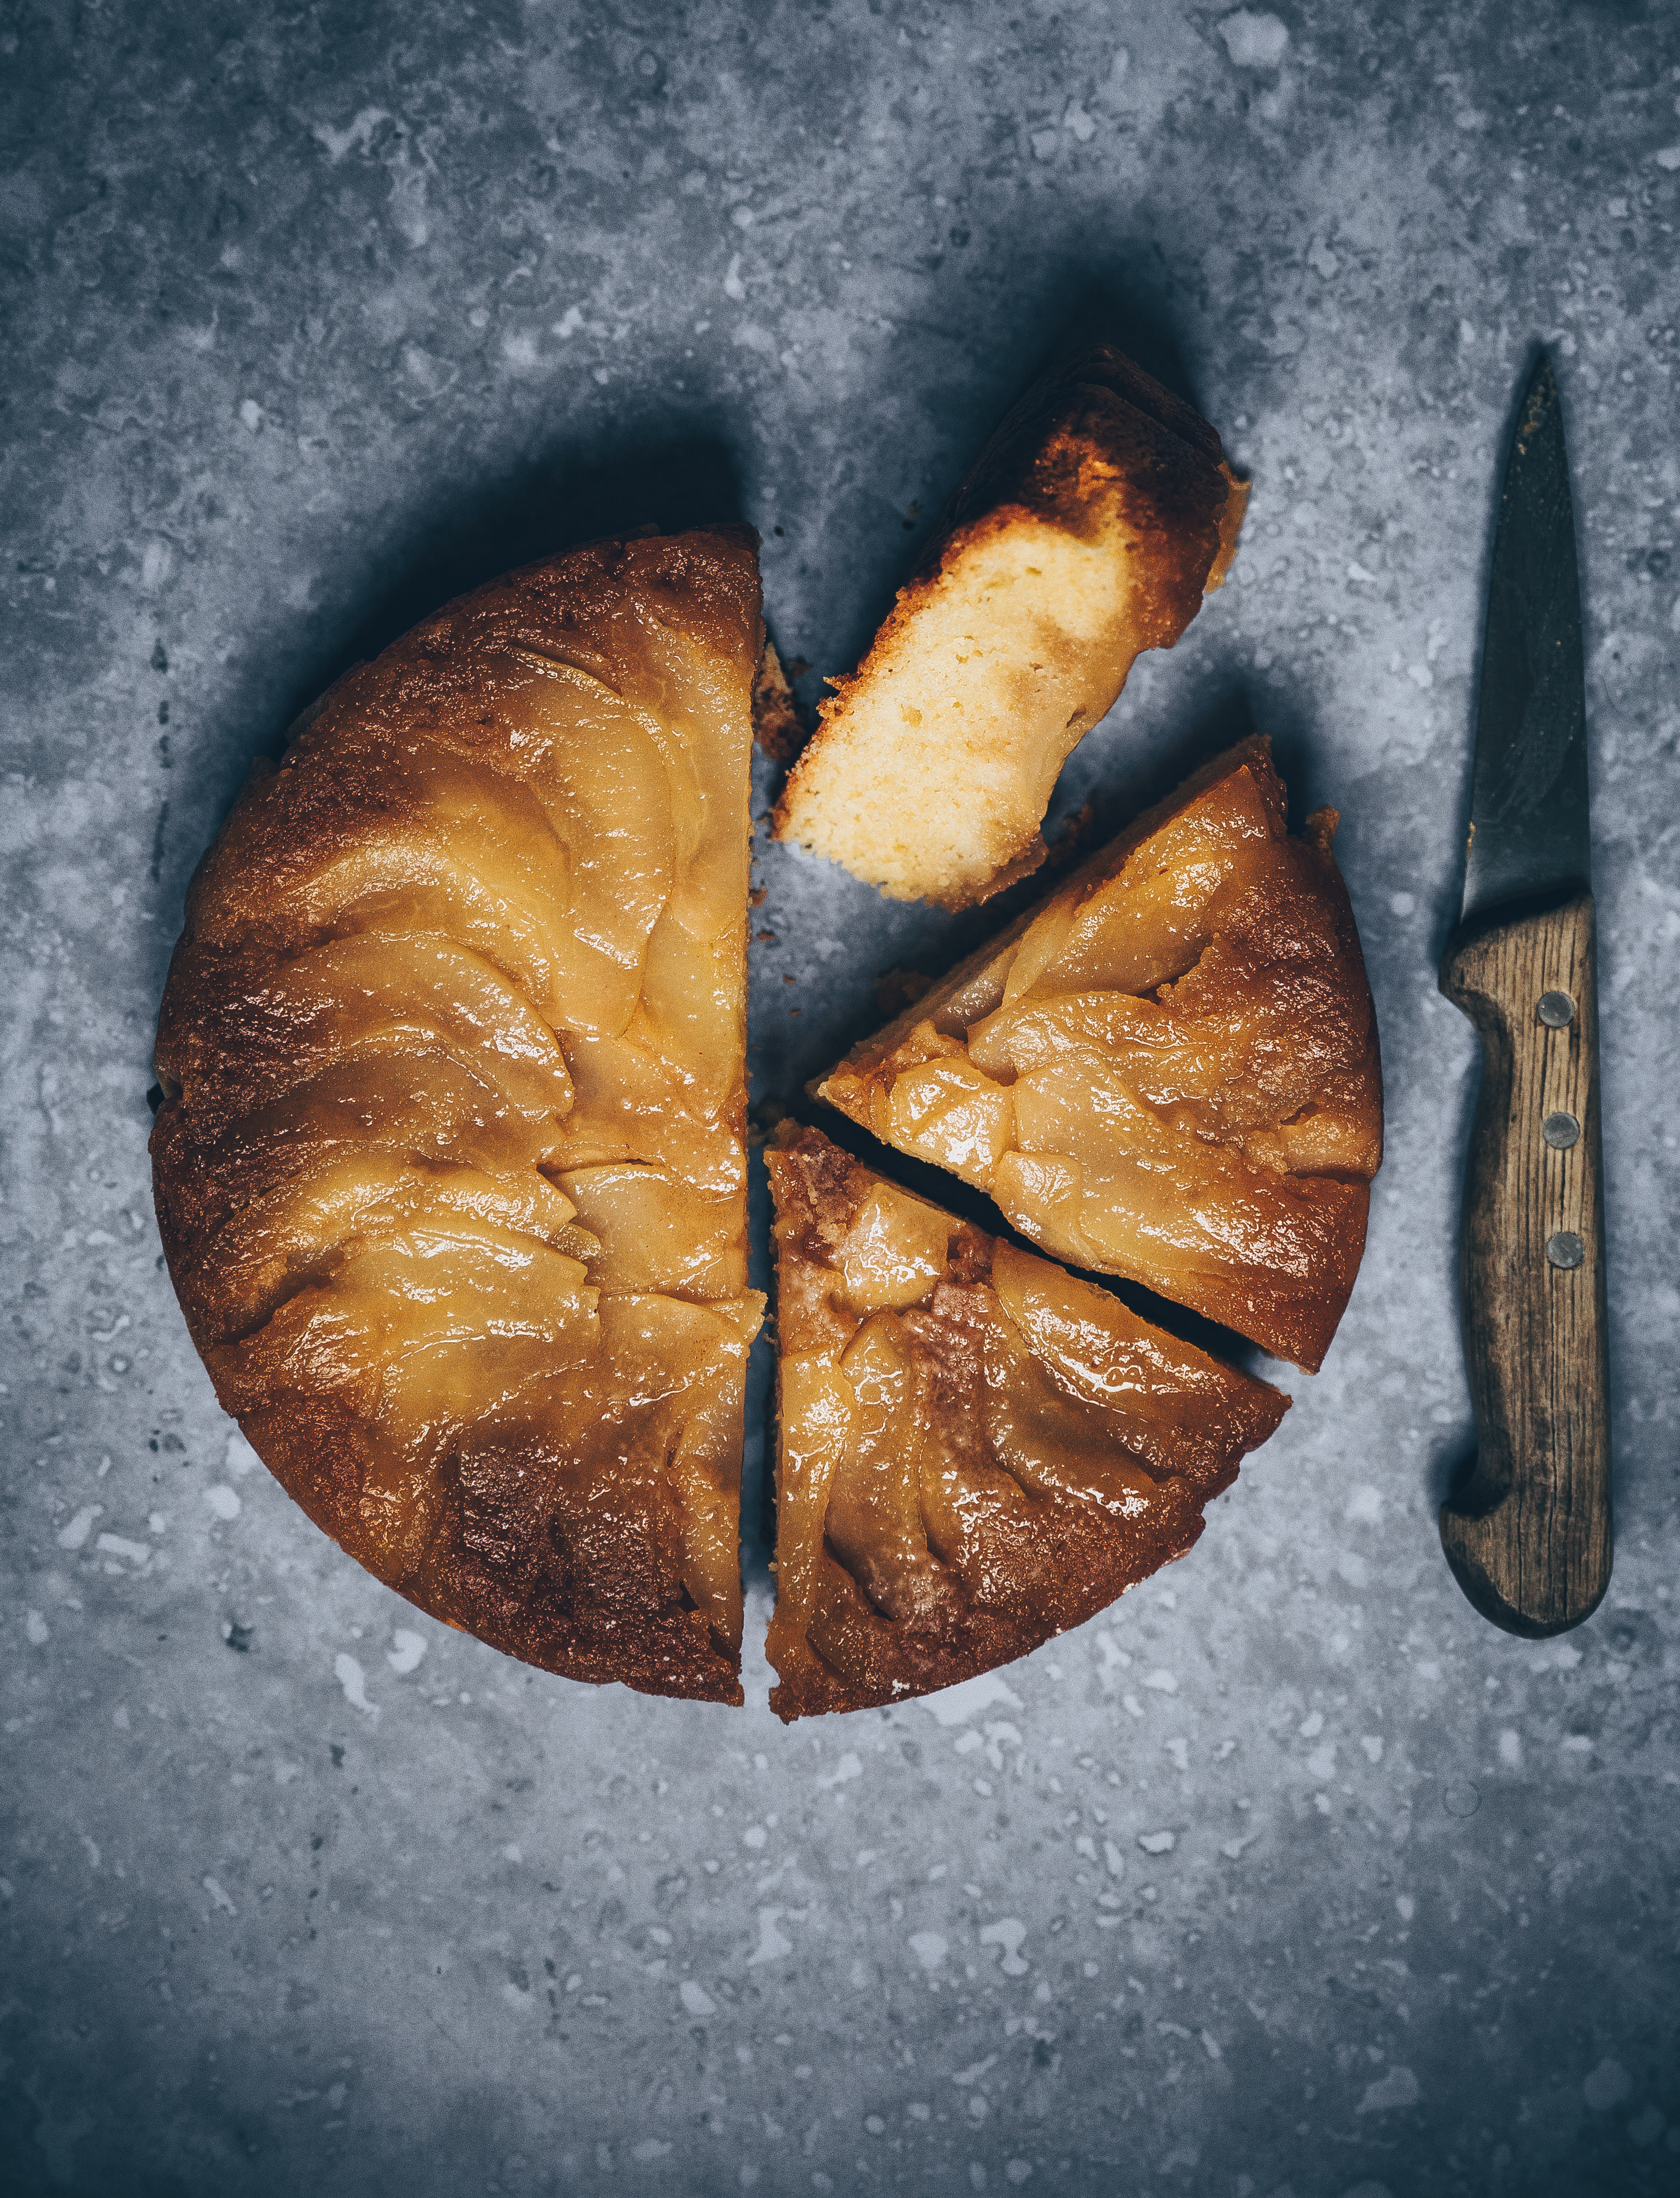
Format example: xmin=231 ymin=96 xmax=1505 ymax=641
xmin=1543 ymin=1110 xmax=1581 ymax=1150
xmin=1546 ymin=1230 xmax=1585 ymax=1270
xmin=1536 ymin=991 xmax=1575 ymax=1028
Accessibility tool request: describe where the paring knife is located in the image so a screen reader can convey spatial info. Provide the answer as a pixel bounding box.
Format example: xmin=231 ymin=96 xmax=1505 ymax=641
xmin=1438 ymin=353 xmax=1611 ymax=1637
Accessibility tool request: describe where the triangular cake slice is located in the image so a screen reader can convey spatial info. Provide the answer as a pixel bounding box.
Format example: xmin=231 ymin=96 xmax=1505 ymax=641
xmin=815 ymin=738 xmax=1382 ymax=1372
xmin=765 ymin=1123 xmax=1288 ymax=1721
xmin=772 ymin=332 xmax=1247 ymax=910
xmin=152 ymin=528 xmax=765 ymax=1704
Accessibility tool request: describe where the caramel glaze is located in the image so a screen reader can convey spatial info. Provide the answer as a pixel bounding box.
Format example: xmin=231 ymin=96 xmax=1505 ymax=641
xmin=818 ymin=739 xmax=1383 ymax=1372
xmin=152 ymin=527 xmax=765 ymax=1704
xmin=766 ymin=1124 xmax=1288 ymax=1721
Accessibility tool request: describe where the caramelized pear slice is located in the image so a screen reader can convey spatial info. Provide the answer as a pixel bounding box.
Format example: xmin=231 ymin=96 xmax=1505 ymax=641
xmin=555 ymin=1164 xmax=746 ymax=1300
xmin=199 ymin=735 xmax=575 ymax=1004
xmin=189 ymin=1157 xmax=587 ymax=1341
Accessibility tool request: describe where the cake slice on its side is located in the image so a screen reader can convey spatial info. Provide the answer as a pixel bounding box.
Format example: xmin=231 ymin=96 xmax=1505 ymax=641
xmin=765 ymin=1123 xmax=1288 ymax=1721
xmin=772 ymin=333 xmax=1248 ymax=910
xmin=815 ymin=739 xmax=1383 ymax=1373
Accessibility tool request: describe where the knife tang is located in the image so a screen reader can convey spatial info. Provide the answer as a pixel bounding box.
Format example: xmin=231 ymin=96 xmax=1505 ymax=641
xmin=1438 ymin=887 xmax=1610 ymax=1635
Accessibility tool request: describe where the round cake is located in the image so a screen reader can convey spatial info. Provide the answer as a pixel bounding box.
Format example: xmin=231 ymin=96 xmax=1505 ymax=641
xmin=151 ymin=527 xmax=764 ymax=1704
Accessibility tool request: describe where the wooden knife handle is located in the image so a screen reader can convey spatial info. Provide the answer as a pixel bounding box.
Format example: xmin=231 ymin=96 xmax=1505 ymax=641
xmin=1437 ymin=888 xmax=1611 ymax=1635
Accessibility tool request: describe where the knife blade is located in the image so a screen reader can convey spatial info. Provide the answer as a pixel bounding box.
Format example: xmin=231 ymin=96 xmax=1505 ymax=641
xmin=1438 ymin=353 xmax=1611 ymax=1637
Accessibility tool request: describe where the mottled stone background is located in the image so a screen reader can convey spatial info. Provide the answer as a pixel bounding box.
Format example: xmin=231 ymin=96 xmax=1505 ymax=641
xmin=3 ymin=1 xmax=1678 ymax=2193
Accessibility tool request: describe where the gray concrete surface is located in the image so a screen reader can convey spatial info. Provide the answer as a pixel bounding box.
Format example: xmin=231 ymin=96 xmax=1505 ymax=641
xmin=3 ymin=2 xmax=1678 ymax=2192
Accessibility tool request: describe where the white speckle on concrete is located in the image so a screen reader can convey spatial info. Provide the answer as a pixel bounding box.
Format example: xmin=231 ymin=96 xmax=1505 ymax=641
xmin=723 ymin=254 xmax=746 ymax=301
xmin=817 ymin=1752 xmax=861 ymax=1788
xmin=1218 ymin=10 xmax=1289 ymax=68
xmin=311 ymin=106 xmax=390 ymax=164
xmin=1143 ymin=1669 xmax=1178 ymax=1695
xmin=96 ymin=1533 xmax=151 ymax=1566
xmin=56 ymin=1506 xmax=102 ymax=1550
xmin=978 ymin=1920 xmax=1028 ymax=1976
xmin=333 ymin=1653 xmax=377 ymax=1717
xmin=387 ymin=1629 xmax=426 ymax=1674
xmin=1361 ymin=1736 xmax=1385 ymax=1764
xmin=909 ymin=1931 xmax=947 ymax=1971
xmin=1356 ymin=2066 xmax=1420 ymax=2114
xmin=679 ymin=1981 xmax=716 ymax=2018
xmin=746 ymin=1908 xmax=792 ymax=1965
xmin=203 ymin=1875 xmax=237 ymax=1916
xmin=24 ymin=1609 xmax=50 ymax=1646
xmin=203 ymin=1484 xmax=241 ymax=1521
xmin=1138 ymin=1831 xmax=1176 ymax=1855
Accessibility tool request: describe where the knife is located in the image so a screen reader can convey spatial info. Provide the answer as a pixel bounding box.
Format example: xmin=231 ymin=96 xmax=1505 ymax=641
xmin=1437 ymin=353 xmax=1610 ymax=1637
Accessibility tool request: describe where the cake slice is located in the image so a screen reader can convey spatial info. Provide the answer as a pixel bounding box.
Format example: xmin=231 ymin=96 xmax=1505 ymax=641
xmin=772 ymin=332 xmax=1247 ymax=909
xmin=152 ymin=527 xmax=765 ymax=1704
xmin=815 ymin=739 xmax=1382 ymax=1372
xmin=766 ymin=1124 xmax=1287 ymax=1720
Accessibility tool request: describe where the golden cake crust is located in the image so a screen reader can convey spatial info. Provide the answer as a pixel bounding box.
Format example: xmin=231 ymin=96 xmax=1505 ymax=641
xmin=153 ymin=526 xmax=765 ymax=1704
xmin=765 ymin=1123 xmax=1288 ymax=1720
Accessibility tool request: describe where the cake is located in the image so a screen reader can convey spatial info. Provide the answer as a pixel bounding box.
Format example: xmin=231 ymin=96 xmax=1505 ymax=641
xmin=765 ymin=1123 xmax=1288 ymax=1720
xmin=771 ymin=332 xmax=1248 ymax=910
xmin=815 ymin=739 xmax=1383 ymax=1372
xmin=151 ymin=527 xmax=764 ymax=1704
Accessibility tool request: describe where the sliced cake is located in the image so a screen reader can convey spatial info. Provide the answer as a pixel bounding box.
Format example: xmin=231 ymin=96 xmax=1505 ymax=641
xmin=772 ymin=332 xmax=1248 ymax=909
xmin=816 ymin=739 xmax=1382 ymax=1372
xmin=152 ymin=528 xmax=765 ymax=1704
xmin=765 ymin=1123 xmax=1288 ymax=1720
